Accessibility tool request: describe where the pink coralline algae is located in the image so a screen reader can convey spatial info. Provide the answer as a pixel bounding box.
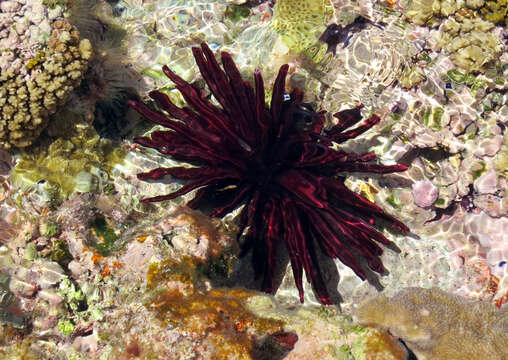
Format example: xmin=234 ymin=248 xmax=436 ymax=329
xmin=128 ymin=43 xmax=409 ymax=304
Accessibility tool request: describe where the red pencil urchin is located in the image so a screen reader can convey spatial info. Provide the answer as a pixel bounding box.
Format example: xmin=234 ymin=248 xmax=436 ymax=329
xmin=128 ymin=43 xmax=409 ymax=305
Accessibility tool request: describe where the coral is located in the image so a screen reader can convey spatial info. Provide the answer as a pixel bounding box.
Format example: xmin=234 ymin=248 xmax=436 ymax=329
xmin=480 ymin=0 xmax=508 ymax=25
xmin=403 ymin=0 xmax=441 ymax=26
xmin=398 ymin=63 xmax=426 ymax=89
xmin=11 ymin=121 xmax=125 ymax=200
xmin=0 ymin=17 xmax=92 ymax=148
xmin=436 ymin=16 xmax=503 ymax=73
xmin=246 ymin=295 xmax=407 ymax=359
xmin=355 ymin=287 xmax=508 ymax=360
xmin=271 ymin=0 xmax=334 ymax=54
xmin=494 ymin=132 xmax=508 ymax=179
xmin=129 ymin=42 xmax=409 ymax=304
xmin=404 ymin=0 xmax=507 ymax=28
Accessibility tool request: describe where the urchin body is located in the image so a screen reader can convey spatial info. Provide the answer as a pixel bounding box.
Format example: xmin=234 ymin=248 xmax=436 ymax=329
xmin=129 ymin=43 xmax=409 ymax=304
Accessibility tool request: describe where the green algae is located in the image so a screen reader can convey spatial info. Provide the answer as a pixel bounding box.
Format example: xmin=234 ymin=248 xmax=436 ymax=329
xmin=43 ymin=0 xmax=69 ymax=9
xmin=88 ymin=216 xmax=119 ymax=256
xmin=40 ymin=222 xmax=59 ymax=238
xmin=447 ymin=69 xmax=466 ymax=83
xmin=225 ymin=4 xmax=251 ymax=22
xmin=422 ymin=107 xmax=444 ymax=132
xmin=47 ymin=238 xmax=73 ymax=269
xmin=11 ymin=122 xmax=126 ymax=200
xmin=58 ymin=278 xmax=85 ymax=313
xmin=58 ymin=318 xmax=75 ymax=335
xmin=472 ymin=161 xmax=487 ymax=180
xmin=385 ymin=193 xmax=402 ymax=209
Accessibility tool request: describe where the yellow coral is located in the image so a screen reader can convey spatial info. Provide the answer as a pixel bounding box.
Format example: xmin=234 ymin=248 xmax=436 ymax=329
xmin=271 ymin=0 xmax=334 ymax=54
xmin=355 ymin=287 xmax=508 ymax=360
xmin=437 ymin=16 xmax=502 ymax=73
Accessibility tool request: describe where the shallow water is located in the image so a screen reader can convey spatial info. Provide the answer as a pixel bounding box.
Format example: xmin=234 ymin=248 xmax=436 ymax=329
xmin=0 ymin=0 xmax=506 ymax=359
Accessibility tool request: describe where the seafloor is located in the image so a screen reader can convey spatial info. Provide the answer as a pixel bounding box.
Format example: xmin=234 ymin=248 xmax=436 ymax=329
xmin=0 ymin=0 xmax=507 ymax=359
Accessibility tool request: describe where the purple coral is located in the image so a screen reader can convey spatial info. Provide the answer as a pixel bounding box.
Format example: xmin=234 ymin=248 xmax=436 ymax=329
xmin=128 ymin=43 xmax=409 ymax=304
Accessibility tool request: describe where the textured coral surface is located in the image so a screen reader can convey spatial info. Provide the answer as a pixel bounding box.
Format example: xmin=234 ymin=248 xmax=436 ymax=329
xmin=355 ymin=287 xmax=508 ymax=360
xmin=0 ymin=1 xmax=92 ymax=148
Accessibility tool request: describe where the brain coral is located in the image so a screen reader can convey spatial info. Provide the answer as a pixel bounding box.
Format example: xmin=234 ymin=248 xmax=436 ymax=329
xmin=0 ymin=20 xmax=92 ymax=149
xmin=271 ymin=0 xmax=334 ymax=54
xmin=355 ymin=287 xmax=508 ymax=360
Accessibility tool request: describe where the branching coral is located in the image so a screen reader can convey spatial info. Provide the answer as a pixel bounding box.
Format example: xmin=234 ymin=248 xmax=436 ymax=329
xmin=355 ymin=287 xmax=508 ymax=360
xmin=129 ymin=43 xmax=409 ymax=304
xmin=0 ymin=20 xmax=92 ymax=149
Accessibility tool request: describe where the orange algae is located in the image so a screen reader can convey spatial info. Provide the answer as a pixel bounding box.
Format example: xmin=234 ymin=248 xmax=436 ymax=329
xmin=146 ymin=258 xmax=285 ymax=359
xmin=136 ymin=234 xmax=148 ymax=243
xmin=82 ymin=246 xmax=123 ymax=278
xmin=363 ymin=328 xmax=405 ymax=360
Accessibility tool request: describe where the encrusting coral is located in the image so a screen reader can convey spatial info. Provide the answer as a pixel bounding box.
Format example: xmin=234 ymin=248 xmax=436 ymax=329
xmin=355 ymin=287 xmax=508 ymax=360
xmin=129 ymin=42 xmax=409 ymax=305
xmin=271 ymin=0 xmax=334 ymax=55
xmin=11 ymin=121 xmax=125 ymax=200
xmin=0 ymin=20 xmax=92 ymax=149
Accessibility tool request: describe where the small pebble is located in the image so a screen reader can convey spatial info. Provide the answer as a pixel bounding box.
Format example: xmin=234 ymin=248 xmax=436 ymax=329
xmin=412 ymin=180 xmax=439 ymax=207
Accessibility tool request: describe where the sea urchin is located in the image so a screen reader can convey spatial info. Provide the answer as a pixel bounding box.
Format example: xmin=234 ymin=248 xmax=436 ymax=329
xmin=128 ymin=43 xmax=409 ymax=305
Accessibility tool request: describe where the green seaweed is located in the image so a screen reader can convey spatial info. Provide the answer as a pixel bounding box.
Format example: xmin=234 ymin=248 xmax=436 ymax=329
xmin=435 ymin=198 xmax=445 ymax=206
xmin=385 ymin=194 xmax=401 ymax=209
xmin=422 ymin=107 xmax=444 ymax=131
xmin=40 ymin=222 xmax=59 ymax=238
